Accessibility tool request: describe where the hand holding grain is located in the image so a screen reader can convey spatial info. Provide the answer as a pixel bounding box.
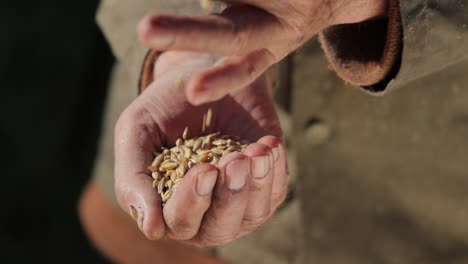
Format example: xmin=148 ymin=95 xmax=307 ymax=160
xmin=114 ymin=51 xmax=288 ymax=247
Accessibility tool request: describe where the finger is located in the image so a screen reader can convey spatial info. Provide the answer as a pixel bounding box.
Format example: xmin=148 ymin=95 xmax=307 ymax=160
xmin=137 ymin=5 xmax=284 ymax=56
xmin=241 ymin=143 xmax=274 ymax=230
xmin=194 ymin=152 xmax=250 ymax=247
xmin=114 ymin=106 xmax=165 ymax=240
xmin=153 ymin=52 xmax=220 ymax=79
xmin=185 ymin=49 xmax=275 ymax=105
xmin=257 ymin=136 xmax=288 ymax=209
xmin=163 ymin=164 xmax=218 ymax=240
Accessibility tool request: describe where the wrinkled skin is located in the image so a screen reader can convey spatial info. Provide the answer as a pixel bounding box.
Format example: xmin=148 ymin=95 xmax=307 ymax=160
xmin=114 ymin=51 xmax=288 ymax=247
xmin=137 ymin=0 xmax=388 ymax=105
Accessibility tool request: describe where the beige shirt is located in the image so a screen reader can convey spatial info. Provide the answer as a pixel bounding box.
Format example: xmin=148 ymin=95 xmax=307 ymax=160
xmin=94 ymin=1 xmax=468 ymax=263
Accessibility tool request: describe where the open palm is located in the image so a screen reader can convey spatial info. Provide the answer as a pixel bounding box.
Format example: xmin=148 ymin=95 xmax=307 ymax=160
xmin=114 ymin=52 xmax=288 ymax=247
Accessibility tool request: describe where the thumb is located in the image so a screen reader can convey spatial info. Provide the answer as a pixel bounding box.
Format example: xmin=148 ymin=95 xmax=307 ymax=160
xmin=114 ymin=106 xmax=166 ymax=240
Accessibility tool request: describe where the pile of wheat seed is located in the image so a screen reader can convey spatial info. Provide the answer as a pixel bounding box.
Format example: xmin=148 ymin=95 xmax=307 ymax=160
xmin=148 ymin=109 xmax=249 ymax=205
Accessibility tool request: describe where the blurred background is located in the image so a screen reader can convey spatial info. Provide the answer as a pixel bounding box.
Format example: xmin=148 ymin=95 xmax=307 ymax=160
xmin=1 ymin=1 xmax=113 ymax=262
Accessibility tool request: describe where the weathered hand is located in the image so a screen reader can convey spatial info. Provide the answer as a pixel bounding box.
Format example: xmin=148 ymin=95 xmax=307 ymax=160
xmin=137 ymin=0 xmax=388 ymax=105
xmin=114 ymin=51 xmax=288 ymax=247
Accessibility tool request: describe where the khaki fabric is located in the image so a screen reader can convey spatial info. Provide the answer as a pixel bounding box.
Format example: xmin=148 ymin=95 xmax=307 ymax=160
xmin=293 ymin=41 xmax=468 ymax=263
xmin=93 ymin=0 xmax=468 ymax=263
xmin=93 ymin=63 xmax=133 ymax=204
xmin=96 ymin=0 xmax=213 ymax=89
xmin=392 ymin=0 xmax=468 ymax=89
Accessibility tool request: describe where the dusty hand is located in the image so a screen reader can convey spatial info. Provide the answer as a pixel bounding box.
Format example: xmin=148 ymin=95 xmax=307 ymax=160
xmin=137 ymin=0 xmax=388 ymax=105
xmin=114 ymin=51 xmax=288 ymax=247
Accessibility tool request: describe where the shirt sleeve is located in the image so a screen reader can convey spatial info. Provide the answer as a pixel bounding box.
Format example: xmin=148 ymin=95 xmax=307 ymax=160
xmin=319 ymin=0 xmax=468 ymax=94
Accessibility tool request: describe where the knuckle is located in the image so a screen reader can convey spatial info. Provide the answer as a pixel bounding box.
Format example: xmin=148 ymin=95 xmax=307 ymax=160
xmin=290 ymin=25 xmax=307 ymax=45
xmin=198 ymin=233 xmax=236 ymax=247
xmin=165 ymin=216 xmax=197 ymax=240
xmin=230 ymin=24 xmax=250 ymax=54
xmin=242 ymin=210 xmax=271 ymax=230
xmin=167 ymin=228 xmax=197 ymax=241
xmin=243 ymin=59 xmax=258 ymax=81
xmin=281 ymin=18 xmax=308 ymax=47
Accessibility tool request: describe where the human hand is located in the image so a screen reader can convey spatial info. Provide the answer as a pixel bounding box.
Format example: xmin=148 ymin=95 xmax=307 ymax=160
xmin=137 ymin=0 xmax=388 ymax=105
xmin=114 ymin=51 xmax=288 ymax=247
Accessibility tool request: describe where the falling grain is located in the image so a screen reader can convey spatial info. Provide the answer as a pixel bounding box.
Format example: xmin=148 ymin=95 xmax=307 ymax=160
xmin=206 ymin=108 xmax=212 ymax=128
xmin=202 ymin=113 xmax=207 ymax=133
xmin=182 ymin=126 xmax=189 ymax=140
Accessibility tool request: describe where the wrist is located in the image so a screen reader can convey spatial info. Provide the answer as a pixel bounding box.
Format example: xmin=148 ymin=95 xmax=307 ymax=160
xmin=331 ymin=0 xmax=389 ymax=25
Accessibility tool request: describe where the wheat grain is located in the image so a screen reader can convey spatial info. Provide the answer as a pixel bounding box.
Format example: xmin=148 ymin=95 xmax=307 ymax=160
xmin=206 ymin=108 xmax=212 ymax=128
xmin=147 ymin=109 xmax=249 ymax=205
xmin=129 ymin=205 xmax=138 ymax=222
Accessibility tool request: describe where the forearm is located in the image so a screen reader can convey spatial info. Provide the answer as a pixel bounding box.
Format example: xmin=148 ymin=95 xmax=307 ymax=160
xmin=79 ymin=181 xmax=226 ymax=264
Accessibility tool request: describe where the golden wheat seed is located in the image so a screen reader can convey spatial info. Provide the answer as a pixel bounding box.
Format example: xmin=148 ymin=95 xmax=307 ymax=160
xmin=162 ymin=190 xmax=173 ymax=203
xmin=175 ymin=166 xmax=182 ymax=177
xmin=202 ymin=113 xmax=207 ymax=133
xmin=197 ymin=149 xmax=211 ymax=155
xmin=152 ymin=171 xmax=162 ymax=181
xmin=193 ymin=138 xmax=203 ymax=151
xmin=165 ymin=180 xmax=174 ymax=189
xmin=183 ymin=147 xmax=192 ymax=158
xmin=160 ymin=159 xmax=171 ymax=166
xmin=176 ymin=77 xmax=185 ymax=92
xmin=185 ymin=139 xmax=195 ymax=148
xmin=211 ymin=156 xmax=219 ymax=165
xmin=212 ymin=139 xmax=226 ymax=146
xmin=179 ymin=163 xmax=187 ymax=176
xmin=205 ymin=133 xmax=216 ymax=145
xmin=177 ymin=153 xmax=184 ymax=161
xmin=161 ymin=161 xmax=178 ymax=171
xmin=176 ymin=138 xmax=183 ymax=146
xmin=206 ymin=108 xmax=212 ymax=128
xmin=211 ymin=148 xmax=223 ymax=155
xmin=129 ymin=205 xmax=138 ymax=222
xmin=157 ymin=178 xmax=166 ymax=194
xmin=174 ymin=178 xmax=182 ymax=184
xmin=182 ymin=126 xmax=189 ymax=140
xmin=149 ymin=154 xmax=164 ymax=171
xmin=152 ymin=179 xmax=159 ymax=188
xmin=197 ymin=152 xmax=211 ymax=162
xmin=170 ymin=171 xmax=177 ymax=182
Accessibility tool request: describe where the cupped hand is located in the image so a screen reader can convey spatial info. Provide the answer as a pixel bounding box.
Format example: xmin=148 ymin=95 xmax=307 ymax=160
xmin=114 ymin=51 xmax=288 ymax=247
xmin=137 ymin=0 xmax=388 ymax=105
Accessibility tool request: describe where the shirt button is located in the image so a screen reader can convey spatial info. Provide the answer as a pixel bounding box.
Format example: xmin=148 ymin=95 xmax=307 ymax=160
xmin=304 ymin=118 xmax=332 ymax=145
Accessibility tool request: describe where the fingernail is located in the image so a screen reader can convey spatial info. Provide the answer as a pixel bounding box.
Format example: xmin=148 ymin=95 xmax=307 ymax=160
xmin=272 ymin=146 xmax=280 ymax=161
xmin=129 ymin=205 xmax=138 ymax=221
xmin=129 ymin=205 xmax=144 ymax=231
xmin=226 ymin=158 xmax=249 ymax=191
xmin=196 ymin=170 xmax=218 ymax=196
xmin=252 ymin=156 xmax=270 ymax=179
xmin=148 ymin=20 xmax=174 ymax=48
